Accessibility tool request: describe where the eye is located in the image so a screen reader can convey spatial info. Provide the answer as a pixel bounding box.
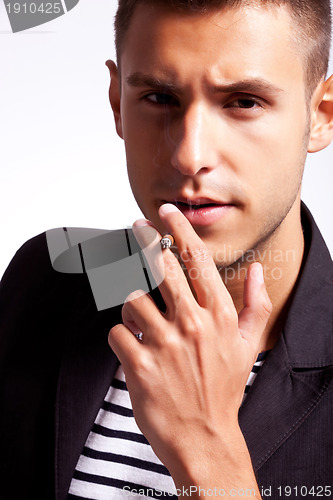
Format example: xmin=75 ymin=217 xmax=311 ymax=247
xmin=225 ymin=95 xmax=263 ymax=110
xmin=143 ymin=92 xmax=179 ymax=107
xmin=235 ymin=98 xmax=258 ymax=108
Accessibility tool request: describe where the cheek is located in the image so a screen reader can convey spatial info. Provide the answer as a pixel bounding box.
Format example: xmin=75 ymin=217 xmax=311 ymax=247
xmin=124 ymin=126 xmax=165 ymax=177
xmin=236 ymin=113 xmax=306 ymax=188
xmin=122 ymin=102 xmax=180 ymax=165
xmin=122 ymin=100 xmax=162 ymax=143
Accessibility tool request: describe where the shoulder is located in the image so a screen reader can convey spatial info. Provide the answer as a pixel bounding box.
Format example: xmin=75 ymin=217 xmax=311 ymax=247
xmin=0 ymin=231 xmax=99 ymax=356
xmin=1 ymin=232 xmax=51 ymax=288
xmin=0 ymin=231 xmax=91 ymax=310
xmin=0 ymin=229 xmax=124 ymax=369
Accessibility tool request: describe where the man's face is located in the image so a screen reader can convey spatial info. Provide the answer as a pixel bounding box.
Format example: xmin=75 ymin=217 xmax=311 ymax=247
xmin=114 ymin=4 xmax=310 ymax=266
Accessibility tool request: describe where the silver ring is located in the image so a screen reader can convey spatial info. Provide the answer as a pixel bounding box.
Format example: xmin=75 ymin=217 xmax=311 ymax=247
xmin=135 ymin=332 xmax=143 ymax=341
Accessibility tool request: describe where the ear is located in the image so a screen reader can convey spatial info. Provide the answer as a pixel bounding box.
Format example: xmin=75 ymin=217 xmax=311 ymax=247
xmin=308 ymin=75 xmax=333 ymax=153
xmin=105 ymin=60 xmax=123 ymax=139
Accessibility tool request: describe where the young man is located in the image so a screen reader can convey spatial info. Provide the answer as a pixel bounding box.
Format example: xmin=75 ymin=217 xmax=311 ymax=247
xmin=0 ymin=1 xmax=332 ymax=499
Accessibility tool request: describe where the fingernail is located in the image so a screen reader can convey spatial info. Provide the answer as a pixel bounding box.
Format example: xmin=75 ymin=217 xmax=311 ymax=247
xmin=159 ymin=203 xmax=180 ymax=216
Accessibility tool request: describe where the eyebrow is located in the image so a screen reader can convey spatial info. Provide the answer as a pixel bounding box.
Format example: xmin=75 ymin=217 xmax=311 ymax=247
xmin=212 ymin=79 xmax=284 ymax=95
xmin=126 ymin=72 xmax=284 ymax=96
xmin=126 ymin=72 xmax=180 ymax=93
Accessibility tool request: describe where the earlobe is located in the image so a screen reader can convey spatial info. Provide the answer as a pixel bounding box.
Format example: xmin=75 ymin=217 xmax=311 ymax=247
xmin=308 ymin=75 xmax=333 ymax=153
xmin=105 ymin=59 xmax=123 ymax=139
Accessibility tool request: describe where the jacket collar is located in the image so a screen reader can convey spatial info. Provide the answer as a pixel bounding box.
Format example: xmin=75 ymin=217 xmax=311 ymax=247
xmin=239 ymin=202 xmax=333 ymax=471
xmin=282 ymin=202 xmax=333 ymax=368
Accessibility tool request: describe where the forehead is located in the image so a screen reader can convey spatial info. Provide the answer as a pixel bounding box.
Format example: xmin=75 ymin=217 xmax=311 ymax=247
xmin=120 ymin=3 xmax=305 ymax=91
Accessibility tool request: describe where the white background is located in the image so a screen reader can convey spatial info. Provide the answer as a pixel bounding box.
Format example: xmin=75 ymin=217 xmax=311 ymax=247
xmin=0 ymin=0 xmax=332 ymax=278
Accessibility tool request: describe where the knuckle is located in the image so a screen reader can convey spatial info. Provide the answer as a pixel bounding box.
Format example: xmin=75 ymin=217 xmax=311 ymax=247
xmin=108 ymin=323 xmax=123 ymax=345
xmin=109 ymin=323 xmax=122 ymax=336
xmin=124 ymin=289 xmax=146 ymax=306
xmin=131 ymin=351 xmax=149 ymax=373
xmin=220 ymin=303 xmax=238 ymax=326
xmin=175 ymin=219 xmax=189 ymax=234
xmin=181 ymin=245 xmax=211 ymax=264
xmin=255 ymin=299 xmax=273 ymax=324
xmin=164 ymin=254 xmax=180 ymax=276
xmin=179 ymin=312 xmax=205 ymax=337
xmin=262 ymin=297 xmax=273 ymax=316
xmin=159 ymin=330 xmax=179 ymax=349
xmin=130 ymin=354 xmax=155 ymax=386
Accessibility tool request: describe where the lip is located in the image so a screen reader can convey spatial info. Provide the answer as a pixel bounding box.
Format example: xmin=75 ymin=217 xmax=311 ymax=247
xmin=162 ymin=197 xmax=236 ymax=226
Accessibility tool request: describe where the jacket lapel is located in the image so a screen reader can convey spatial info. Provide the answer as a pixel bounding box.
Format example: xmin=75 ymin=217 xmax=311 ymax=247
xmin=54 ymin=292 xmax=122 ymax=500
xmin=239 ymin=334 xmax=332 ymax=472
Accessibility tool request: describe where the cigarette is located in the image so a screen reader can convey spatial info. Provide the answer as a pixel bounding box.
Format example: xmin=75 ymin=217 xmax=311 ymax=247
xmin=160 ymin=234 xmax=175 ymax=249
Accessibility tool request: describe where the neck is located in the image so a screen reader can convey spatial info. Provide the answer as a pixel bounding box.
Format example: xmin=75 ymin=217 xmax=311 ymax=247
xmin=223 ymin=202 xmax=305 ymax=353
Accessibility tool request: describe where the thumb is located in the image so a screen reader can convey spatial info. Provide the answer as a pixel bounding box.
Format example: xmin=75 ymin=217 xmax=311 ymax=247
xmin=238 ymin=263 xmax=272 ymax=346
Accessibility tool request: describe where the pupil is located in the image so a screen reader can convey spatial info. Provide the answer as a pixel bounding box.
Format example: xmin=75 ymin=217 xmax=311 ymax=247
xmin=156 ymin=93 xmax=171 ymax=104
xmin=239 ymin=99 xmax=254 ymax=108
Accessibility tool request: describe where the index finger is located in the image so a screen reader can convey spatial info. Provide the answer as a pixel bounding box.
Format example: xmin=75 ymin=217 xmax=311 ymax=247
xmin=158 ymin=203 xmax=234 ymax=310
xmin=132 ymin=219 xmax=197 ymax=312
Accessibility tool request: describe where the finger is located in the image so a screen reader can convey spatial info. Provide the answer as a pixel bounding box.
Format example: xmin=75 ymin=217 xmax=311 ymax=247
xmin=122 ymin=289 xmax=168 ymax=344
xmin=238 ymin=263 xmax=272 ymax=347
xmin=131 ymin=221 xmax=166 ymax=291
xmin=158 ymin=203 xmax=233 ymax=309
xmin=108 ymin=323 xmax=141 ymax=369
xmin=132 ymin=219 xmax=197 ymax=313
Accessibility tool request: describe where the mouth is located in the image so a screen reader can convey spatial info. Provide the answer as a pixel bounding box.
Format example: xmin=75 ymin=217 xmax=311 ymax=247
xmin=163 ymin=198 xmax=236 ymax=226
xmin=175 ymin=200 xmax=223 ymax=210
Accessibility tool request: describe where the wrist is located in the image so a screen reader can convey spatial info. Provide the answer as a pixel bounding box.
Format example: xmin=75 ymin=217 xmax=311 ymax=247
xmin=166 ymin=425 xmax=260 ymax=498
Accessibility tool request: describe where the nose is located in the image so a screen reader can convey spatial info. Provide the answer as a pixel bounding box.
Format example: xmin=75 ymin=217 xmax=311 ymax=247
xmin=170 ymin=103 xmax=219 ymax=176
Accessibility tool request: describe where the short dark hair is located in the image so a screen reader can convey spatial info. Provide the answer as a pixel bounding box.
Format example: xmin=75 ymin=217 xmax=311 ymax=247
xmin=114 ymin=0 xmax=332 ymax=95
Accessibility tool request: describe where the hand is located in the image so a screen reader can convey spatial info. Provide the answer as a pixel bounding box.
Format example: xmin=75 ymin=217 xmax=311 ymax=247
xmin=108 ymin=203 xmax=272 ymax=494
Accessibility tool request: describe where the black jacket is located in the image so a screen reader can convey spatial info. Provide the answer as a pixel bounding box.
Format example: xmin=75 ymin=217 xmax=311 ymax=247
xmin=0 ymin=204 xmax=332 ymax=500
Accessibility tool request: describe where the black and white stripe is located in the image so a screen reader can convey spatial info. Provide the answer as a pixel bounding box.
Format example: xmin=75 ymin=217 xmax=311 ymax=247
xmin=68 ymin=367 xmax=177 ymax=499
xmin=243 ymin=350 xmax=268 ymax=399
xmin=68 ymin=352 xmax=269 ymax=499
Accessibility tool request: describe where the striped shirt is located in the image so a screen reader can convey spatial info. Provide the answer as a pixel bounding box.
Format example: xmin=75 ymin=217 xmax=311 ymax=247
xmin=68 ymin=351 xmax=268 ymax=499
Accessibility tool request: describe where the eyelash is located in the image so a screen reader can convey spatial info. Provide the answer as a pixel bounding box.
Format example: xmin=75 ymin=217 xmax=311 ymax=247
xmin=143 ymin=92 xmax=179 ymax=107
xmin=142 ymin=92 xmax=263 ymax=110
xmin=225 ymin=96 xmax=262 ymax=109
